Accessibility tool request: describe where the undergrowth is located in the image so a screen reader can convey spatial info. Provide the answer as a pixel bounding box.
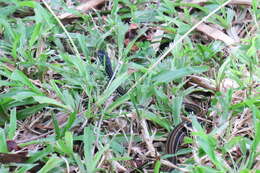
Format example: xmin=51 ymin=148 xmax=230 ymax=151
xmin=0 ymin=0 xmax=259 ymax=172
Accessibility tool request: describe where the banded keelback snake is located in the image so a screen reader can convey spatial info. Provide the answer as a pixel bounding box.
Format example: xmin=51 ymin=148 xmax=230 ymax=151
xmin=97 ymin=50 xmax=127 ymax=95
xmin=165 ymin=102 xmax=204 ymax=165
xmin=98 ymin=50 xmax=205 ymax=168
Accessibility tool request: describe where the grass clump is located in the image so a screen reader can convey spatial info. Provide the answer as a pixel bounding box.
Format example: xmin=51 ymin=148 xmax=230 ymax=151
xmin=0 ymin=0 xmax=259 ymax=172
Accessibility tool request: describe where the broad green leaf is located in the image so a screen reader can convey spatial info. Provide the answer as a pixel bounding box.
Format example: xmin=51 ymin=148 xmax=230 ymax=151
xmin=154 ymin=160 xmax=161 ymax=173
xmin=108 ymin=157 xmax=132 ymax=161
xmin=11 ymin=70 xmax=43 ymax=94
xmin=0 ymin=128 xmax=8 ymax=153
xmin=50 ymin=80 xmax=64 ymax=102
xmin=62 ymin=90 xmax=76 ymax=111
xmin=62 ymin=112 xmax=76 ymax=136
xmin=15 ymin=164 xmax=36 ymax=173
xmin=172 ymin=95 xmax=183 ymax=124
xmin=11 ymin=32 xmax=21 ymax=59
xmin=38 ymin=157 xmax=63 ymax=173
xmin=223 ymin=136 xmax=242 ymax=152
xmin=33 ymin=96 xmax=73 ymax=111
xmin=56 ymin=137 xmax=72 ymax=155
xmin=92 ymin=144 xmax=110 ymax=172
xmin=0 ymin=4 xmax=17 ymax=18
xmin=247 ymin=105 xmax=260 ymax=168
xmin=114 ymin=19 xmax=128 ymax=58
xmin=73 ymin=153 xmax=86 ymax=172
xmin=29 ymin=22 xmax=42 ymax=47
xmin=192 ymin=119 xmax=225 ymax=171
xmin=97 ymin=72 xmax=130 ymax=105
xmin=83 ymin=127 xmax=96 ymax=172
xmin=27 ymin=145 xmax=53 ymax=163
xmin=231 ymin=96 xmax=260 ymax=110
xmin=12 ymin=91 xmax=38 ymax=101
xmin=18 ymin=1 xmax=36 ymax=8
xmin=106 ymin=93 xmax=130 ymax=113
xmin=64 ymin=131 xmax=73 ymax=154
xmin=17 ymin=104 xmax=47 ymax=120
xmin=55 ymin=140 xmax=67 ymax=154
xmin=7 ymin=108 xmax=16 ymax=139
xmin=51 ymin=112 xmax=61 ymax=139
xmin=153 ymin=66 xmax=208 ymax=83
xmin=0 ymin=167 xmax=11 ymax=173
xmin=141 ymin=111 xmax=171 ymax=131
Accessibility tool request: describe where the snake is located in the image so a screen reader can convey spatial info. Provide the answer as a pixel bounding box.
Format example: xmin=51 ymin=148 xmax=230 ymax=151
xmin=97 ymin=50 xmax=127 ymax=95
xmin=165 ymin=102 xmax=204 ymax=165
xmin=98 ymin=50 xmax=205 ymax=168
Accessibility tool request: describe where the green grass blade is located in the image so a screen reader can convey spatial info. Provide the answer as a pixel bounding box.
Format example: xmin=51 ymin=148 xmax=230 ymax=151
xmin=7 ymin=108 xmax=16 ymax=139
xmin=83 ymin=127 xmax=95 ymax=172
xmin=64 ymin=131 xmax=73 ymax=154
xmin=33 ymin=96 xmax=73 ymax=112
xmin=51 ymin=112 xmax=61 ymax=139
xmin=27 ymin=145 xmax=53 ymax=163
xmin=38 ymin=156 xmax=63 ymax=173
xmin=11 ymin=70 xmax=43 ymax=95
xmin=29 ymin=22 xmax=42 ymax=48
xmin=153 ymin=66 xmax=208 ymax=83
xmin=62 ymin=112 xmax=76 ymax=136
xmin=0 ymin=128 xmax=8 ymax=153
xmin=97 ymin=72 xmax=130 ymax=105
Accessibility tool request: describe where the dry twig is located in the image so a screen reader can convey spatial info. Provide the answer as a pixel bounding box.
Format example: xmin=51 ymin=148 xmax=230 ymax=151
xmin=59 ymin=0 xmax=106 ymax=19
xmin=186 ymin=0 xmax=252 ymax=6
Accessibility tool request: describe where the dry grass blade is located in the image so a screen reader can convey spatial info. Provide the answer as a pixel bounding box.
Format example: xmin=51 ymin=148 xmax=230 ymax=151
xmin=188 ymin=75 xmax=217 ymax=91
xmin=254 ymin=153 xmax=260 ymax=169
xmin=186 ymin=0 xmax=252 ymax=6
xmin=140 ymin=118 xmax=156 ymax=157
xmin=0 ymin=152 xmax=28 ymax=164
xmin=151 ymin=27 xmax=165 ymax=53
xmin=196 ymin=23 xmax=237 ymax=46
xmin=59 ymin=0 xmax=106 ymax=19
xmin=106 ymin=151 xmax=127 ymax=172
xmin=229 ymin=0 xmax=253 ymax=5
xmin=161 ymin=159 xmax=189 ymax=172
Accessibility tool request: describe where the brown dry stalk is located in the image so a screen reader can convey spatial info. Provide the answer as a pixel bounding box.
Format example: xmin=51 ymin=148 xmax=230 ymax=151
xmin=196 ymin=23 xmax=237 ymax=46
xmin=187 ymin=0 xmax=252 ymax=6
xmin=140 ymin=118 xmax=156 ymax=157
xmin=59 ymin=0 xmax=106 ymax=19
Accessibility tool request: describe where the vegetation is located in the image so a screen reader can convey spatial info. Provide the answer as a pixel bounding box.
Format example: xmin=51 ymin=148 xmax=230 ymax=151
xmin=0 ymin=0 xmax=259 ymax=172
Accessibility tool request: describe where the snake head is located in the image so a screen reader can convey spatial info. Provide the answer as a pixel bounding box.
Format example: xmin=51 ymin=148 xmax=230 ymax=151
xmin=97 ymin=50 xmax=108 ymax=65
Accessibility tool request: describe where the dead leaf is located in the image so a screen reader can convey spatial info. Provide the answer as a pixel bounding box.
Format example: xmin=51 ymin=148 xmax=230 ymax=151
xmin=197 ymin=23 xmax=237 ymax=46
xmin=184 ymin=0 xmax=252 ymax=6
xmin=188 ymin=75 xmax=216 ymax=91
xmin=41 ymin=112 xmax=69 ymax=129
xmin=220 ymin=78 xmax=239 ymax=93
xmin=140 ymin=118 xmax=156 ymax=157
xmin=59 ymin=0 xmax=106 ymax=19
xmin=130 ymin=23 xmax=139 ymax=29
xmin=7 ymin=140 xmax=21 ymax=151
xmin=151 ymin=28 xmax=164 ymax=53
xmin=0 ymin=152 xmax=28 ymax=164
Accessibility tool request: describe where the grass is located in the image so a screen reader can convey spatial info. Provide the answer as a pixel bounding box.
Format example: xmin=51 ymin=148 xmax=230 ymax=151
xmin=0 ymin=0 xmax=259 ymax=172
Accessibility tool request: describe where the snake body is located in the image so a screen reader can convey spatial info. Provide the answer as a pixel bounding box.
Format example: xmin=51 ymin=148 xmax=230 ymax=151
xmin=165 ymin=102 xmax=203 ymax=165
xmin=98 ymin=50 xmax=204 ymax=168
xmin=97 ymin=50 xmax=126 ymax=95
